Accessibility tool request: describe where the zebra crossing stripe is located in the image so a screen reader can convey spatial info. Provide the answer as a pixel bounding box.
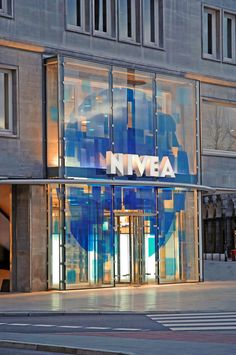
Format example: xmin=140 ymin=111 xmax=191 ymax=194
xmin=151 ymin=315 xmax=236 ymax=320
xmin=147 ymin=312 xmax=236 ymax=331
xmin=160 ymin=318 xmax=236 ymax=323
xmin=147 ymin=312 xmax=236 ymax=317
xmin=165 ymin=322 xmax=236 ymax=327
xmin=170 ymin=326 xmax=236 ymax=331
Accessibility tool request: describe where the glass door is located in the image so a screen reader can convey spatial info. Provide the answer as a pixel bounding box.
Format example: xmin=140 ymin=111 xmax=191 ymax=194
xmin=114 ymin=213 xmax=156 ymax=285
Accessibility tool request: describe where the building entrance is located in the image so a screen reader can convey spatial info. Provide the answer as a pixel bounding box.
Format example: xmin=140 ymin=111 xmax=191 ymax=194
xmin=114 ymin=212 xmax=156 ymax=285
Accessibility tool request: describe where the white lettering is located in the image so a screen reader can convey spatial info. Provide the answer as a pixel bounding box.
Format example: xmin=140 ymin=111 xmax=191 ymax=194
xmin=132 ymin=155 xmax=149 ymax=177
xmin=106 ymin=151 xmax=175 ymax=178
xmin=159 ymin=156 xmax=175 ymax=178
xmin=146 ymin=156 xmax=159 ymax=177
xmin=106 ymin=151 xmax=124 ymax=176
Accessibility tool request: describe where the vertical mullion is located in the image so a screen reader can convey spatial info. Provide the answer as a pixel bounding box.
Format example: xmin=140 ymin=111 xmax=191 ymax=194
xmin=232 ymin=16 xmax=235 ymax=61
xmin=131 ymin=0 xmax=136 ymax=40
xmin=4 ymin=73 xmax=9 ymax=130
xmin=155 ymin=0 xmax=159 ymax=46
xmin=99 ymin=0 xmax=103 ymax=31
xmin=58 ymin=56 xmax=66 ymax=290
xmin=212 ymin=12 xmax=216 ymax=57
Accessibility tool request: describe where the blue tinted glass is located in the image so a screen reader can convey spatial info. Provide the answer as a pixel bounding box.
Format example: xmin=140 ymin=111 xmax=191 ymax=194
xmin=64 ymin=60 xmax=110 ymax=177
xmin=158 ymin=188 xmax=198 ymax=282
xmin=156 ymin=77 xmax=197 ymax=183
xmin=114 ymin=186 xmax=156 ymax=213
xmin=65 ymin=185 xmax=113 ymax=288
xmin=113 ymin=68 xmax=155 ymax=156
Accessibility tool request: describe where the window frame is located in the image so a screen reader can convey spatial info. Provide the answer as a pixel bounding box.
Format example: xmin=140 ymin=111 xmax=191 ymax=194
xmin=142 ymin=0 xmax=163 ymax=49
xmin=118 ymin=0 xmax=141 ymax=45
xmin=92 ymin=0 xmax=117 ymax=39
xmin=201 ymin=97 xmax=236 ymax=157
xmin=0 ymin=0 xmax=13 ymax=18
xmin=223 ymin=11 xmax=236 ymax=64
xmin=0 ymin=68 xmax=14 ymax=135
xmin=65 ymin=0 xmax=91 ymax=35
xmin=202 ymin=5 xmax=221 ymax=61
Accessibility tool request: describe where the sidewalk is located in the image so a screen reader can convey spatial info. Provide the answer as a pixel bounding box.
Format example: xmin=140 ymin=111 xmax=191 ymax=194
xmin=1 ymin=280 xmax=236 ymax=354
xmin=0 ymin=281 xmax=236 ymax=314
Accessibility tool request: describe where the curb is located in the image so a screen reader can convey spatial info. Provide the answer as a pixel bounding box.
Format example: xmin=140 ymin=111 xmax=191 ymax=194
xmin=0 ymin=340 xmax=129 ymax=355
xmin=0 ymin=311 xmax=147 ymax=317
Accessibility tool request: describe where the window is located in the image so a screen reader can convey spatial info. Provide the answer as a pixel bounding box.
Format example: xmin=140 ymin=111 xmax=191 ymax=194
xmin=142 ymin=0 xmax=163 ymax=47
xmin=223 ymin=12 xmax=236 ymax=62
xmin=0 ymin=69 xmax=13 ymax=133
xmin=66 ymin=0 xmax=90 ymax=33
xmin=0 ymin=0 xmax=13 ymax=17
xmin=93 ymin=0 xmax=116 ymax=37
xmin=202 ymin=99 xmax=236 ymax=153
xmin=202 ymin=6 xmax=220 ymax=60
xmin=118 ymin=0 xmax=141 ymax=43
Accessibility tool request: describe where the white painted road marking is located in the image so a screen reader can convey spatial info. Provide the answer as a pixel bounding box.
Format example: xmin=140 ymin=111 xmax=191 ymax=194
xmin=170 ymin=326 xmax=236 ymax=331
xmin=0 ymin=323 xmax=143 ymax=332
xmin=9 ymin=323 xmax=30 ymax=326
xmin=59 ymin=325 xmax=83 ymax=329
xmin=147 ymin=312 xmax=236 ymax=317
xmin=147 ymin=312 xmax=236 ymax=331
xmin=32 ymin=324 xmax=55 ymax=327
xmin=85 ymin=327 xmax=110 ymax=330
xmin=112 ymin=328 xmax=141 ymax=331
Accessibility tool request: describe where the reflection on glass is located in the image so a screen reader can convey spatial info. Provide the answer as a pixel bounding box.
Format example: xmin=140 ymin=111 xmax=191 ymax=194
xmin=113 ymin=68 xmax=154 ymax=156
xmin=46 ymin=63 xmax=59 ymax=168
xmin=48 ymin=186 xmax=60 ymax=289
xmin=156 ymin=77 xmax=197 ymax=182
xmin=64 ymin=60 xmax=110 ymax=173
xmin=48 ymin=185 xmax=199 ymax=288
xmin=202 ymin=101 xmax=236 ymax=152
xmin=158 ymin=189 xmax=199 ymax=283
xmin=65 ymin=185 xmax=113 ymax=288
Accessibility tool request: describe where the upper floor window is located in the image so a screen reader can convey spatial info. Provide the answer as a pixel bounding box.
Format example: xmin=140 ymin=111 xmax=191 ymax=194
xmin=66 ymin=0 xmax=90 ymax=33
xmin=0 ymin=0 xmax=13 ymax=18
xmin=223 ymin=12 xmax=236 ymax=63
xmin=202 ymin=6 xmax=220 ymax=60
xmin=0 ymin=69 xmax=13 ymax=133
xmin=93 ymin=0 xmax=116 ymax=37
xmin=118 ymin=0 xmax=141 ymax=43
xmin=202 ymin=99 xmax=236 ymax=153
xmin=142 ymin=0 xmax=163 ymax=48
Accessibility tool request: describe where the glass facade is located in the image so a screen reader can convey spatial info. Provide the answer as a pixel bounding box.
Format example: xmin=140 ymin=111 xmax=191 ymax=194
xmin=113 ymin=68 xmax=154 ymax=156
xmin=156 ymin=77 xmax=197 ymax=183
xmin=46 ymin=57 xmax=200 ymax=290
xmin=48 ymin=185 xmax=199 ymax=289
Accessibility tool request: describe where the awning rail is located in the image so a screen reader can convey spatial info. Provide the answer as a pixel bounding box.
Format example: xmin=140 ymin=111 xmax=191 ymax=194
xmin=0 ymin=178 xmax=216 ymax=192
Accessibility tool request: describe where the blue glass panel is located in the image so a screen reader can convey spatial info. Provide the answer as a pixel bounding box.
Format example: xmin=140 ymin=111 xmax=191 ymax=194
xmin=113 ymin=68 xmax=155 ymax=156
xmin=64 ymin=60 xmax=111 ymax=176
xmin=65 ymin=185 xmax=113 ymax=288
xmin=158 ymin=188 xmax=198 ymax=282
xmin=156 ymin=78 xmax=197 ymax=184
